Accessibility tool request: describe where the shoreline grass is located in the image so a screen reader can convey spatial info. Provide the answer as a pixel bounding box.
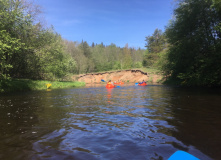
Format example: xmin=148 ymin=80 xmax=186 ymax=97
xmin=0 ymin=79 xmax=85 ymax=93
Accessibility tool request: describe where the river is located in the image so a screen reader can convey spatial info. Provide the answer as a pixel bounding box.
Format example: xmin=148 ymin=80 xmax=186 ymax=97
xmin=0 ymin=84 xmax=220 ymax=160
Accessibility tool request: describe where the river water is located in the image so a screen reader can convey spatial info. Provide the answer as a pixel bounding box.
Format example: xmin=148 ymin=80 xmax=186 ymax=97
xmin=0 ymin=84 xmax=220 ymax=160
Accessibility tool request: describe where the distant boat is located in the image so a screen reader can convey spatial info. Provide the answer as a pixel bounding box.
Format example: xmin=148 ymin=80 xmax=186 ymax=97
xmin=138 ymin=82 xmax=147 ymax=86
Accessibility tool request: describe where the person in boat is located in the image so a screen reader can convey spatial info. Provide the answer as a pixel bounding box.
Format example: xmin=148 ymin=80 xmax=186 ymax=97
xmin=140 ymin=79 xmax=145 ymax=84
xmin=107 ymin=80 xmax=114 ymax=85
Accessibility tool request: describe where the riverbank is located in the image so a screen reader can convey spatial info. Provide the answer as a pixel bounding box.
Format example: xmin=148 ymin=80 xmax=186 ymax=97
xmin=75 ymin=68 xmax=164 ymax=84
xmin=0 ymin=79 xmax=85 ymax=93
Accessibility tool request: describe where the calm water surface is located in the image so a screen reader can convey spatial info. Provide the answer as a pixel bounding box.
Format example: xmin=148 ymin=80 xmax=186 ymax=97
xmin=0 ymin=84 xmax=221 ymax=160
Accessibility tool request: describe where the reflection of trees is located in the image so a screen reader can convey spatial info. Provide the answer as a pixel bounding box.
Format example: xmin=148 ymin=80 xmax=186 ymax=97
xmin=0 ymin=90 xmax=68 ymax=159
xmin=0 ymin=92 xmax=42 ymax=159
xmin=166 ymin=88 xmax=221 ymax=159
xmin=0 ymin=93 xmax=40 ymax=136
xmin=2 ymin=86 xmax=219 ymax=159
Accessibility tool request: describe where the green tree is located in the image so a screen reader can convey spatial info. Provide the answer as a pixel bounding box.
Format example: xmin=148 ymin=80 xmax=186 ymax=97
xmin=39 ymin=32 xmax=73 ymax=80
xmin=142 ymin=50 xmax=159 ymax=67
xmin=91 ymin=42 xmax=95 ymax=47
xmin=0 ymin=30 xmax=24 ymax=79
xmin=0 ymin=0 xmax=77 ymax=80
xmin=78 ymin=41 xmax=95 ymax=73
xmin=144 ymin=29 xmax=167 ymax=68
xmin=91 ymin=44 xmax=107 ymax=72
xmin=165 ymin=0 xmax=221 ymax=86
xmin=130 ymin=48 xmax=143 ymax=68
xmin=145 ymin=29 xmax=166 ymax=53
xmin=80 ymin=41 xmax=92 ymax=58
xmin=122 ymin=44 xmax=132 ymax=69
xmin=0 ymin=0 xmax=47 ymax=79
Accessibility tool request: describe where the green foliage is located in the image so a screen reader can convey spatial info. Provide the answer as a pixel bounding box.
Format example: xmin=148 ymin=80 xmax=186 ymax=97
xmin=143 ymin=29 xmax=167 ymax=68
xmin=122 ymin=44 xmax=133 ymax=69
xmin=138 ymin=67 xmax=161 ymax=74
xmin=80 ymin=41 xmax=92 ymax=58
xmin=36 ymin=31 xmax=75 ymax=80
xmin=134 ymin=62 xmax=143 ymax=68
xmin=155 ymin=49 xmax=169 ymax=71
xmin=164 ymin=0 xmax=221 ymax=86
xmin=147 ymin=77 xmax=153 ymax=83
xmin=0 ymin=30 xmax=24 ymax=79
xmin=0 ymin=0 xmax=145 ymax=84
xmin=145 ymin=29 xmax=167 ymax=53
xmin=143 ymin=52 xmax=159 ymax=67
xmin=0 ymin=79 xmax=85 ymax=93
xmin=113 ymin=61 xmax=121 ymax=70
xmin=0 ymin=0 xmax=78 ymax=80
xmin=89 ymin=42 xmax=144 ymax=72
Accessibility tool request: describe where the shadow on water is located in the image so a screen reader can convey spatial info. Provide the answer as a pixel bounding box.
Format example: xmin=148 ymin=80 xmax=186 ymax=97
xmin=164 ymin=87 xmax=221 ymax=159
xmin=0 ymin=90 xmax=69 ymax=159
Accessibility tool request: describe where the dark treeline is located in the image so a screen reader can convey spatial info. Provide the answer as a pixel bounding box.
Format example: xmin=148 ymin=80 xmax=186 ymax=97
xmin=0 ymin=0 xmax=145 ymax=81
xmin=164 ymin=0 xmax=221 ymax=86
xmin=1 ymin=0 xmax=221 ymax=87
xmin=144 ymin=0 xmax=221 ymax=87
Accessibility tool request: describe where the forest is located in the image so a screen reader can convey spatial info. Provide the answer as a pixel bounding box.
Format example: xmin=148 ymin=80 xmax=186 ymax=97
xmin=0 ymin=0 xmax=146 ymax=81
xmin=0 ymin=0 xmax=221 ymax=87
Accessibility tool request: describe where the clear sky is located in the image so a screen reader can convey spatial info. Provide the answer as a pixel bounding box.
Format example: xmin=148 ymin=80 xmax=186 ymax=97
xmin=36 ymin=0 xmax=174 ymax=49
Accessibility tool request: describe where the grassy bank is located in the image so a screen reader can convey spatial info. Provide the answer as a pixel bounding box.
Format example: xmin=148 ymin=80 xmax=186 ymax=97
xmin=138 ymin=67 xmax=162 ymax=74
xmin=0 ymin=79 xmax=85 ymax=93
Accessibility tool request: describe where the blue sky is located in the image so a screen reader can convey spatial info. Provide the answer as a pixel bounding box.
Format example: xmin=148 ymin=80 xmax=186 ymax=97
xmin=36 ymin=0 xmax=174 ymax=49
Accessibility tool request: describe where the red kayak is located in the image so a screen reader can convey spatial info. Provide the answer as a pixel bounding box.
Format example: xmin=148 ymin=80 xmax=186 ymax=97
xmin=114 ymin=82 xmax=124 ymax=85
xmin=106 ymin=84 xmax=115 ymax=88
xmin=138 ymin=82 xmax=147 ymax=86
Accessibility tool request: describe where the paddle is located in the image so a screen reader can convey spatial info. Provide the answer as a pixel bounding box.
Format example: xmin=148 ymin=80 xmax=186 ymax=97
xmin=101 ymin=79 xmax=105 ymax=82
xmin=168 ymin=151 xmax=200 ymax=160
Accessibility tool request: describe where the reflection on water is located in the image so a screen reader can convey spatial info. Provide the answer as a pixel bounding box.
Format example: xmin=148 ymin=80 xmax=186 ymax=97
xmin=0 ymin=85 xmax=220 ymax=159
